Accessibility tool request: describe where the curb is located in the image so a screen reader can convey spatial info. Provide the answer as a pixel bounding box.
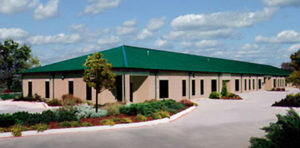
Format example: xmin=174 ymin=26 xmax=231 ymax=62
xmin=0 ymin=106 xmax=196 ymax=139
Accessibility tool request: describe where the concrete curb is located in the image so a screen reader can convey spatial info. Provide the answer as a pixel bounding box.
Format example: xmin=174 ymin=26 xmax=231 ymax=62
xmin=0 ymin=106 xmax=196 ymax=139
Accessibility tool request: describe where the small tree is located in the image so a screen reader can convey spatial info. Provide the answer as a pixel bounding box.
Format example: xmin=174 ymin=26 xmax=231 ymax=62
xmin=83 ymin=53 xmax=116 ymax=112
xmin=221 ymin=80 xmax=228 ymax=97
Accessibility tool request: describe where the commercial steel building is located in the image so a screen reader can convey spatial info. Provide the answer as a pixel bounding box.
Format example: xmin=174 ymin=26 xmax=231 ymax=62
xmin=21 ymin=45 xmax=289 ymax=104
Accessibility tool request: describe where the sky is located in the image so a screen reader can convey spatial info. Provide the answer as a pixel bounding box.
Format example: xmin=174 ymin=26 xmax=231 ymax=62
xmin=1 ymin=0 xmax=300 ymax=67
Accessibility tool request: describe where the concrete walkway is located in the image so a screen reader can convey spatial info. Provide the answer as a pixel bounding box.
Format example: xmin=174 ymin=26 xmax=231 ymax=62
xmin=0 ymin=88 xmax=299 ymax=148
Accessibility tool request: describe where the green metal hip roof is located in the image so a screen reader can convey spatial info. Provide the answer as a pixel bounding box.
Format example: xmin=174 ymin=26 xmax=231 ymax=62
xmin=21 ymin=45 xmax=290 ymax=76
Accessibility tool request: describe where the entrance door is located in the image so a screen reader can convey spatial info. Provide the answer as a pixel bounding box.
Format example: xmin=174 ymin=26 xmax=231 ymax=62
xmin=159 ymin=80 xmax=169 ymax=98
xmin=115 ymin=76 xmax=123 ymax=102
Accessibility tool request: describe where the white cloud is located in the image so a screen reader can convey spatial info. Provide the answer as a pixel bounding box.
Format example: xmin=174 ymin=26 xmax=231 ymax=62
xmin=287 ymin=44 xmax=300 ymax=52
xmin=255 ymin=30 xmax=300 ymax=44
xmin=196 ymin=40 xmax=221 ymax=48
xmin=34 ymin=0 xmax=59 ymax=20
xmin=0 ymin=0 xmax=39 ymax=15
xmin=165 ymin=28 xmax=237 ymax=41
xmin=171 ymin=7 xmax=277 ymax=30
xmin=97 ymin=35 xmax=121 ymax=46
xmin=154 ymin=39 xmax=172 ymax=48
xmin=116 ymin=19 xmax=137 ymax=35
xmin=137 ymin=17 xmax=166 ymax=40
xmin=28 ymin=33 xmax=80 ymax=45
xmin=262 ymin=0 xmax=300 ymax=7
xmin=147 ymin=17 xmax=166 ymax=31
xmin=83 ymin=0 xmax=121 ymax=15
xmin=0 ymin=28 xmax=29 ymax=39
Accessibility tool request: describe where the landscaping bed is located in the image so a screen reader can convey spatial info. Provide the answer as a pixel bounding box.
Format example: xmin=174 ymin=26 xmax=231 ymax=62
xmin=269 ymin=88 xmax=285 ymax=91
xmin=272 ymin=93 xmax=300 ymax=107
xmin=0 ymin=99 xmax=196 ymax=137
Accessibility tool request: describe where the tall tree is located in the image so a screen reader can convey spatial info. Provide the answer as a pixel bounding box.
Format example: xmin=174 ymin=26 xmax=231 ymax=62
xmin=83 ymin=52 xmax=116 ymax=112
xmin=281 ymin=62 xmax=294 ymax=72
xmin=0 ymin=39 xmax=40 ymax=91
xmin=287 ymin=49 xmax=300 ymax=87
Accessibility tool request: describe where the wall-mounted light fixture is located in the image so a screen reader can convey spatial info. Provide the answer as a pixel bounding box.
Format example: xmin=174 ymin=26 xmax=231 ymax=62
xmin=61 ymin=75 xmax=65 ymax=80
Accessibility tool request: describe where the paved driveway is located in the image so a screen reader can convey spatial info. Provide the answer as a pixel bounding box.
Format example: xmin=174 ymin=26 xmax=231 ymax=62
xmin=0 ymin=88 xmax=299 ymax=148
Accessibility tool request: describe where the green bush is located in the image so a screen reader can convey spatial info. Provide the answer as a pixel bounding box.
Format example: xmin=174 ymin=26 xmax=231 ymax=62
xmin=221 ymin=81 xmax=228 ymax=97
xmin=0 ymin=93 xmax=21 ymax=100
xmin=69 ymin=121 xmax=80 ymax=127
xmin=0 ymin=114 xmax=16 ymax=127
xmin=81 ymin=122 xmax=92 ymax=127
xmin=120 ymin=99 xmax=185 ymax=116
xmin=103 ymin=103 xmax=122 ymax=116
xmin=250 ymin=109 xmax=300 ymax=148
xmin=158 ymin=111 xmax=170 ymax=118
xmin=151 ymin=112 xmax=162 ymax=119
xmin=46 ymin=98 xmax=62 ymax=106
xmin=74 ymin=104 xmax=107 ymax=119
xmin=121 ymin=117 xmax=132 ymax=123
xmin=100 ymin=119 xmax=115 ymax=126
xmin=54 ymin=108 xmax=77 ymax=122
xmin=58 ymin=121 xmax=72 ymax=128
xmin=12 ymin=110 xmax=56 ymax=126
xmin=10 ymin=124 xmax=27 ymax=137
xmin=209 ymin=92 xmax=222 ymax=99
xmin=30 ymin=123 xmax=49 ymax=133
xmin=135 ymin=114 xmax=147 ymax=122
xmin=111 ymin=117 xmax=121 ymax=122
xmin=272 ymin=93 xmax=300 ymax=107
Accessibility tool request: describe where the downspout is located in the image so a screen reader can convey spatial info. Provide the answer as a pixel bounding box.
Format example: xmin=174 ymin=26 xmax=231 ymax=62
xmin=123 ymin=72 xmax=126 ymax=103
xmin=52 ymin=74 xmax=55 ymax=99
xmin=188 ymin=73 xmax=191 ymax=99
xmin=155 ymin=72 xmax=157 ymax=99
xmin=241 ymin=74 xmax=243 ymax=93
xmin=218 ymin=73 xmax=221 ymax=92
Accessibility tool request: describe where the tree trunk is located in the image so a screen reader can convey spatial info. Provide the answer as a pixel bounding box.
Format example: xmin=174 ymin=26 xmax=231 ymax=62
xmin=95 ymin=89 xmax=98 ymax=113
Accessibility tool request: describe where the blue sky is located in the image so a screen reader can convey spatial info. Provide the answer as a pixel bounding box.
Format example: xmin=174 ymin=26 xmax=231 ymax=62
xmin=1 ymin=0 xmax=300 ymax=67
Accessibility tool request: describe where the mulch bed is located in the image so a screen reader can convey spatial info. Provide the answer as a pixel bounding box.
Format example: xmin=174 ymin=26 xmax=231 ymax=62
xmin=220 ymin=96 xmax=242 ymax=100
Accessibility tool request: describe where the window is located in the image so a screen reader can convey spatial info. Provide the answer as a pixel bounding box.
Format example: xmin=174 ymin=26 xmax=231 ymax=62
xmin=259 ymin=79 xmax=262 ymax=89
xmin=159 ymin=80 xmax=169 ymax=98
xmin=273 ymin=79 xmax=276 ymax=88
xmin=249 ymin=79 xmax=251 ymax=90
xmin=253 ymin=79 xmax=255 ymax=90
xmin=200 ymin=80 xmax=204 ymax=95
xmin=244 ymin=79 xmax=247 ymax=91
xmin=45 ymin=81 xmax=50 ymax=98
xmin=86 ymin=84 xmax=92 ymax=100
xmin=235 ymin=79 xmax=239 ymax=91
xmin=28 ymin=81 xmax=32 ymax=97
xmin=182 ymin=80 xmax=186 ymax=97
xmin=211 ymin=80 xmax=217 ymax=92
xmin=69 ymin=81 xmax=74 ymax=95
xmin=192 ymin=80 xmax=195 ymax=96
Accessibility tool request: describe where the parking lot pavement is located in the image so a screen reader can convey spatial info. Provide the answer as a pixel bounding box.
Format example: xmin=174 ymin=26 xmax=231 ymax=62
xmin=0 ymin=100 xmax=48 ymax=114
xmin=0 ymin=88 xmax=299 ymax=148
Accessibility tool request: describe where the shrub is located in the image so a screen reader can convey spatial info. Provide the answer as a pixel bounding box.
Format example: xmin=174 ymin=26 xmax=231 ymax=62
xmin=10 ymin=124 xmax=27 ymax=137
xmin=58 ymin=121 xmax=72 ymax=128
xmin=46 ymin=98 xmax=62 ymax=106
xmin=121 ymin=117 xmax=132 ymax=123
xmin=81 ymin=122 xmax=92 ymax=127
xmin=250 ymin=109 xmax=300 ymax=148
xmin=54 ymin=108 xmax=77 ymax=122
xmin=103 ymin=102 xmax=122 ymax=116
xmin=209 ymin=92 xmax=222 ymax=99
xmin=120 ymin=99 xmax=185 ymax=116
xmin=221 ymin=81 xmax=228 ymax=97
xmin=272 ymin=93 xmax=300 ymax=107
xmin=30 ymin=124 xmax=49 ymax=133
xmin=61 ymin=94 xmax=83 ymax=106
xmin=158 ymin=111 xmax=170 ymax=118
xmin=70 ymin=121 xmax=80 ymax=127
xmin=0 ymin=93 xmax=21 ymax=100
xmin=85 ymin=101 xmax=94 ymax=106
xmin=111 ymin=117 xmax=121 ymax=122
xmin=12 ymin=110 xmax=56 ymax=126
xmin=74 ymin=104 xmax=107 ymax=119
xmin=151 ymin=112 xmax=162 ymax=119
xmin=135 ymin=114 xmax=147 ymax=122
xmin=13 ymin=94 xmax=42 ymax=102
xmin=180 ymin=99 xmax=194 ymax=107
xmin=0 ymin=114 xmax=16 ymax=127
xmin=100 ymin=119 xmax=115 ymax=126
